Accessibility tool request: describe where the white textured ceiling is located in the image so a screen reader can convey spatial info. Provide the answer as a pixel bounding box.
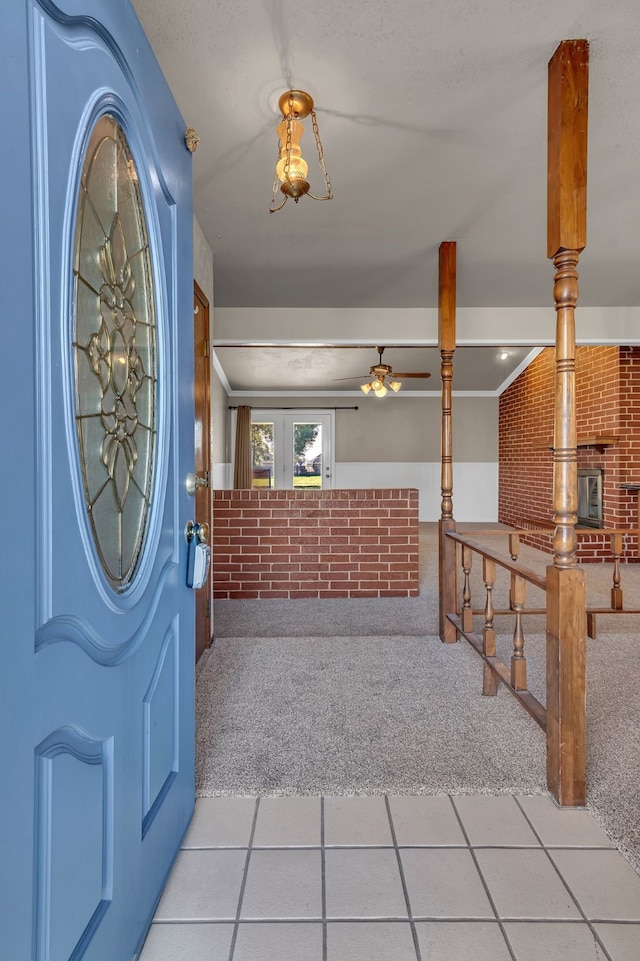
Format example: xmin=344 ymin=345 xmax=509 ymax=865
xmin=131 ymin=0 xmax=640 ymax=391
xmin=213 ymin=345 xmax=536 ymax=394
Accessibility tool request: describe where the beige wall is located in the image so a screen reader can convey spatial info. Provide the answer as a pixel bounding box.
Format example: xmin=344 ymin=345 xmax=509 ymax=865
xmin=230 ymin=394 xmax=497 ymax=463
xmin=193 ymin=217 xmax=228 ymax=464
xmin=210 ymin=365 xmax=228 ymax=464
xmin=193 ymin=217 xmax=213 ymax=305
xmin=337 ymin=396 xmax=497 ymax=462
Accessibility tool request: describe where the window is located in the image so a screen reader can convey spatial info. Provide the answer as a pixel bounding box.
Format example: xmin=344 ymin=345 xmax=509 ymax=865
xmin=72 ymin=114 xmax=157 ymax=591
xmin=249 ymin=411 xmax=334 ymax=490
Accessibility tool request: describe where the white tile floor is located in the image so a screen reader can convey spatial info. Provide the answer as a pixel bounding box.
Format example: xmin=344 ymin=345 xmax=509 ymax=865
xmin=140 ymin=794 xmax=640 ymax=961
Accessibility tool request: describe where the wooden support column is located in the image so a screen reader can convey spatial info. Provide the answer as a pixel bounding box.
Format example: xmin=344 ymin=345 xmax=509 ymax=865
xmin=546 ymin=39 xmax=588 ymax=806
xmin=438 ymin=241 xmax=458 ymax=643
xmin=546 ymin=564 xmax=587 ymax=805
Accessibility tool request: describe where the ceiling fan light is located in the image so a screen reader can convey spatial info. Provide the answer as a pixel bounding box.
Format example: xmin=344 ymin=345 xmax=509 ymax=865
xmin=371 ymin=378 xmax=384 ymax=391
xmin=360 ymin=382 xmax=372 ymax=394
xmin=389 ymin=380 xmax=402 ymax=392
xmin=374 ymin=383 xmax=388 ymax=397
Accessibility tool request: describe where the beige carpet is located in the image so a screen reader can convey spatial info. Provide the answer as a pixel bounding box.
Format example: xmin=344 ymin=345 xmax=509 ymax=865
xmin=200 ymin=523 xmax=640 ymax=873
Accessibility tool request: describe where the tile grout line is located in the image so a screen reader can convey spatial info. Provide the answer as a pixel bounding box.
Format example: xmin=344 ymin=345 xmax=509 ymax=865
xmin=227 ymin=796 xmax=261 ymax=961
xmin=448 ymin=795 xmax=518 ymax=961
xmin=384 ymin=795 xmax=422 ymax=961
xmin=513 ymin=796 xmax=615 ymax=961
xmin=321 ymin=797 xmax=327 ymax=961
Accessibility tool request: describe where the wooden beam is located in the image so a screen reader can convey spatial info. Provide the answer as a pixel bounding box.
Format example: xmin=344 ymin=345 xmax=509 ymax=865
xmin=547 ymin=40 xmax=589 ymax=258
xmin=438 ymin=241 xmax=458 ymax=642
xmin=438 ymin=241 xmax=457 ymax=352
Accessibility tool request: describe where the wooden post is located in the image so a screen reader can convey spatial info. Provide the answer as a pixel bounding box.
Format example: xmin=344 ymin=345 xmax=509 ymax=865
xmin=546 ymin=39 xmax=588 ymax=806
xmin=438 ymin=241 xmax=458 ymax=642
xmin=546 ymin=565 xmax=587 ymax=805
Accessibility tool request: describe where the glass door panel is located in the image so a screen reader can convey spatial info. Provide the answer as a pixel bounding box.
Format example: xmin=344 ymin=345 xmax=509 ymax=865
xmin=292 ymin=421 xmax=323 ymax=489
xmin=250 ymin=411 xmax=333 ymax=489
xmin=251 ymin=421 xmax=274 ymax=488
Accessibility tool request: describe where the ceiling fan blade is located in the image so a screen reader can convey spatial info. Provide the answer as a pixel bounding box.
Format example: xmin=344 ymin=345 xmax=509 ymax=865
xmin=332 ymin=374 xmax=370 ymax=381
xmin=392 ymin=372 xmax=431 ymax=378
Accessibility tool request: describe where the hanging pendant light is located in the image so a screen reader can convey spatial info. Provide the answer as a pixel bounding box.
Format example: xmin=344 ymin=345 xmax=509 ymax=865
xmin=270 ymin=90 xmax=333 ymax=212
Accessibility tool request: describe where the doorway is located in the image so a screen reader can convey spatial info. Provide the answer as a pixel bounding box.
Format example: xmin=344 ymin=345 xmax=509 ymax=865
xmin=250 ymin=410 xmax=334 ymax=490
xmin=194 ymin=282 xmax=212 ymax=658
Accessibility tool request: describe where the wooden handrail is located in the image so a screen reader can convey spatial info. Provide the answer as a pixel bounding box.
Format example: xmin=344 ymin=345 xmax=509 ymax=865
xmin=445 ymin=530 xmax=548 ymax=732
xmin=447 ymin=614 xmax=547 ymax=731
xmin=445 ymin=532 xmax=547 ymax=591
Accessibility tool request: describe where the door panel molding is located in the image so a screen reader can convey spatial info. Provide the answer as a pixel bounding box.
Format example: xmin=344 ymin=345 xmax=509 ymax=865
xmin=34 ymin=558 xmax=175 ymax=664
xmin=34 ymin=727 xmax=114 ymax=961
xmin=142 ymin=623 xmax=179 ymax=834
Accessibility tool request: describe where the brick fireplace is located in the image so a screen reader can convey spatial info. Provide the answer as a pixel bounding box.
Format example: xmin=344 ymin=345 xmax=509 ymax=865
xmin=499 ymin=346 xmax=640 ymax=561
xmin=577 ymin=469 xmax=604 ymax=528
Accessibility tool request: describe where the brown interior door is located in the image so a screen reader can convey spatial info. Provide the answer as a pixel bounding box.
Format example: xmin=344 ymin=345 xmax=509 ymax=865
xmin=193 ymin=281 xmax=212 ymax=659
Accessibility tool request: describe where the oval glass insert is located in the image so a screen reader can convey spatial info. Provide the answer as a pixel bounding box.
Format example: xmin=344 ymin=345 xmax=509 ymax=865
xmin=73 ymin=114 xmax=157 ymax=592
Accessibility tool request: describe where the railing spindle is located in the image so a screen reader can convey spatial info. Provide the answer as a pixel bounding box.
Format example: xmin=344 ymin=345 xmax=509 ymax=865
xmin=610 ymin=532 xmax=623 ymax=610
xmin=461 ymin=544 xmax=473 ymax=632
xmin=509 ymin=533 xmax=520 ymax=562
xmin=511 ymin=574 xmax=527 ymax=691
xmin=482 ymin=557 xmax=498 ymax=695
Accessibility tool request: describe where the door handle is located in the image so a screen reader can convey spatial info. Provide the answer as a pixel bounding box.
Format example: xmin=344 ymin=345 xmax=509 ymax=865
xmin=185 ymin=520 xmax=210 ymax=543
xmin=186 ymin=471 xmax=209 ymax=495
xmin=185 ymin=521 xmax=211 ymax=588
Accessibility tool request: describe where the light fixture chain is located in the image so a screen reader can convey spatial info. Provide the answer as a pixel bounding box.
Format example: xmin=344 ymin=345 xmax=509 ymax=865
xmin=271 ymin=137 xmax=281 ymax=208
xmin=284 ymin=114 xmax=293 ymax=181
xmin=311 ymin=108 xmax=333 ymax=199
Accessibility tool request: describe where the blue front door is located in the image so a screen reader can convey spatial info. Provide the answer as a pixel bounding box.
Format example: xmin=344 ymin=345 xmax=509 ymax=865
xmin=0 ymin=2 xmax=195 ymax=958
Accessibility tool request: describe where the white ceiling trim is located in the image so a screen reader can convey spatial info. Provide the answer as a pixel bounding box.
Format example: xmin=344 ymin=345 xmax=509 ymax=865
xmin=223 ymin=388 xmax=500 ymax=398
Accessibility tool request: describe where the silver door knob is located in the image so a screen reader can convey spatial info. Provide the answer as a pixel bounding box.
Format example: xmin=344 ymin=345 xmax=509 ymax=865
xmin=186 ymin=472 xmax=209 ymax=495
xmin=185 ymin=520 xmax=210 ymax=543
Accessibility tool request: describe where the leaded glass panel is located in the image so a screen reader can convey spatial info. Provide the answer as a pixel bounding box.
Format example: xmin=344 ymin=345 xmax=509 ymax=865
xmin=73 ymin=115 xmax=157 ymax=591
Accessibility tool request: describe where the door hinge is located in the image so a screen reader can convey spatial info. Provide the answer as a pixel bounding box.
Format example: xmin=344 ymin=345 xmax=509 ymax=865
xmin=203 ymin=339 xmax=209 ymax=358
xmin=205 ymin=599 xmax=211 ymax=619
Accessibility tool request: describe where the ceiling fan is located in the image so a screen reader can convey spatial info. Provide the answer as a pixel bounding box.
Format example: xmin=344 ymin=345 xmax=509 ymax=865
xmin=333 ymin=346 xmax=431 ymax=397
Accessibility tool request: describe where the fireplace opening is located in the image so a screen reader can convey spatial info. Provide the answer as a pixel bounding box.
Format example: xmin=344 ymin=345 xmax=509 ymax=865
xmin=577 ymin=469 xmax=603 ymax=528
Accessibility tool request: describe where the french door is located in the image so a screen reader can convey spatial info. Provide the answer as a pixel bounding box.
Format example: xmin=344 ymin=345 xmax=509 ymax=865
xmin=250 ymin=410 xmax=334 ymax=489
xmin=0 ymin=3 xmax=195 ymax=959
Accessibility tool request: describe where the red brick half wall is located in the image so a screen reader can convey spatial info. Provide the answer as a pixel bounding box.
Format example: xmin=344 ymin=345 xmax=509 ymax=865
xmin=213 ymin=488 xmax=419 ymax=599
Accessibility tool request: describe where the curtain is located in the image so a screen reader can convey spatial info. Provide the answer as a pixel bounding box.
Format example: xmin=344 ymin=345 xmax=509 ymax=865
xmin=233 ymin=405 xmax=252 ymax=489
